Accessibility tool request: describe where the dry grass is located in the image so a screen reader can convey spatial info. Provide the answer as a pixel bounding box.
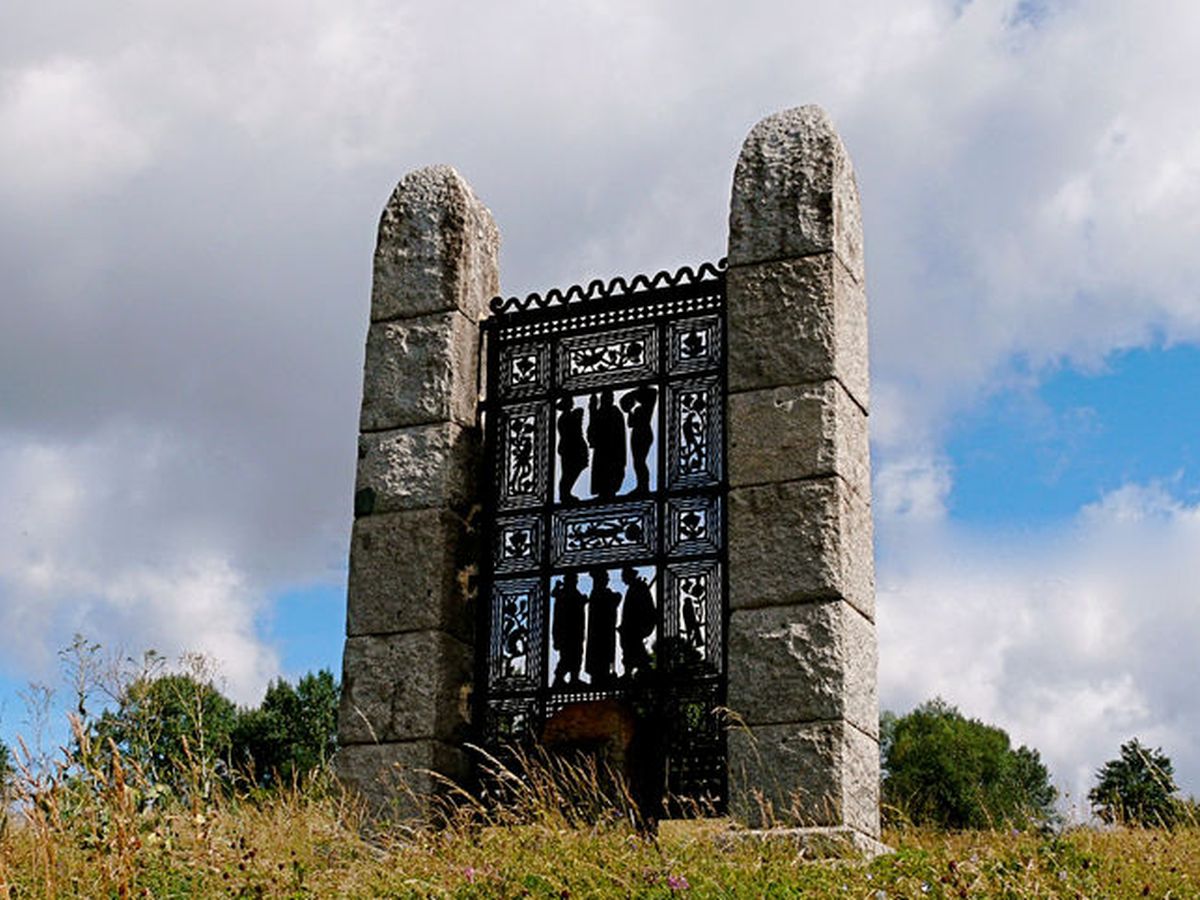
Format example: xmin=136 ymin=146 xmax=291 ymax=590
xmin=2 ymin=740 xmax=1200 ymax=899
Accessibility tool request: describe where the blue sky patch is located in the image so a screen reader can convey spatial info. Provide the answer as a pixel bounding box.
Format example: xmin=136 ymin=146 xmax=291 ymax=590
xmin=946 ymin=343 xmax=1200 ymax=524
xmin=259 ymin=580 xmax=347 ymax=685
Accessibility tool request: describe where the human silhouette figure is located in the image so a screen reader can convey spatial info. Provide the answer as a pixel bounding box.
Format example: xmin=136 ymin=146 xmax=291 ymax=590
xmin=587 ymin=389 xmax=627 ymax=500
xmin=585 ymin=568 xmax=621 ymax=686
xmin=556 ymin=397 xmax=587 ymax=503
xmin=619 ymin=386 xmax=657 ymax=495
xmin=551 ymin=573 xmax=587 ymax=686
xmin=618 ymin=567 xmax=656 ymax=677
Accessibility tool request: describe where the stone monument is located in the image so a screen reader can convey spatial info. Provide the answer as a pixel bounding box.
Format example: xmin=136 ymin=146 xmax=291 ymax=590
xmin=337 ymin=105 xmax=880 ymax=846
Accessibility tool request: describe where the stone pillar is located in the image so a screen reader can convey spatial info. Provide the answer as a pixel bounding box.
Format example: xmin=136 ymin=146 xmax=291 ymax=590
xmin=336 ymin=165 xmax=500 ymax=816
xmin=724 ymin=107 xmax=880 ymax=842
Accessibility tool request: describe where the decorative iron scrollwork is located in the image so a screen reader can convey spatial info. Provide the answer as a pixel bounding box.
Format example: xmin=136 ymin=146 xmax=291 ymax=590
xmin=667 ymin=376 xmax=722 ymax=489
xmin=559 ymin=326 xmax=658 ymax=390
xmin=480 ymin=261 xmax=728 ymax=810
xmin=488 ymin=579 xmax=543 ymax=690
xmin=668 ymin=315 xmax=722 ymax=375
xmin=489 ymin=258 xmax=727 ymax=315
xmin=498 ymin=342 xmax=551 ymax=399
xmin=552 ymin=501 xmax=656 ymax=567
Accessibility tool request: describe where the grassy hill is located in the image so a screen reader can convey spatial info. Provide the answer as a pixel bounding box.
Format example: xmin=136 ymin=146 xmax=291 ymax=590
xmin=2 ymin=762 xmax=1198 ymax=898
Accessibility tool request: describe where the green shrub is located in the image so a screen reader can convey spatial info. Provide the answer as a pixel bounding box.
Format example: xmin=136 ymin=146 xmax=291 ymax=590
xmin=231 ymin=669 xmax=339 ymax=787
xmin=881 ymin=698 xmax=1057 ymax=829
xmin=1089 ymin=738 xmax=1180 ymax=827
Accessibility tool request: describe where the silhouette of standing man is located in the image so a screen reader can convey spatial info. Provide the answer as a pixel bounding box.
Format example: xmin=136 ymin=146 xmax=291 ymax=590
xmin=618 ymin=566 xmax=656 ymax=677
xmin=587 ymin=389 xmax=627 ymax=499
xmin=585 ymin=568 xmax=621 ymax=686
xmin=556 ymin=397 xmax=587 ymax=503
xmin=619 ymin=386 xmax=657 ymax=495
xmin=551 ymin=573 xmax=587 ymax=685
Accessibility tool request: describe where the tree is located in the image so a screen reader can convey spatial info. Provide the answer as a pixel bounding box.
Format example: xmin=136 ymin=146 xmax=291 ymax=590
xmin=55 ymin=637 xmax=342 ymax=799
xmin=231 ymin=669 xmax=339 ymax=787
xmin=1088 ymin=738 xmax=1180 ymax=827
xmin=881 ymin=698 xmax=1058 ymax=829
xmin=92 ymin=671 xmax=239 ymax=797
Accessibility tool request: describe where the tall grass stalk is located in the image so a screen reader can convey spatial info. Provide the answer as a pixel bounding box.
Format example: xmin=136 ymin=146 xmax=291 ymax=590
xmin=3 ymin=650 xmax=1200 ymax=897
xmin=4 ymin=730 xmax=1200 ymax=898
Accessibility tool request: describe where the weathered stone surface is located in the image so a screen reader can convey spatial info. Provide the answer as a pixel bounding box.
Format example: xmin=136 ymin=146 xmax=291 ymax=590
xmin=371 ymin=165 xmax=500 ymax=323
xmin=346 ymin=509 xmax=477 ymax=641
xmin=727 ymin=721 xmax=879 ymax=836
xmin=360 ymin=311 xmax=479 ymax=431
xmin=728 ymin=721 xmax=840 ymax=828
xmin=714 ymin=826 xmax=890 ymax=860
xmin=355 ymin=422 xmax=479 ymax=515
xmin=335 ymin=740 xmax=467 ymax=820
xmin=842 ymin=722 xmax=881 ymax=838
xmin=729 ymin=477 xmax=875 ymax=619
xmin=727 ymin=254 xmax=868 ymax=408
xmin=728 ymin=105 xmax=864 ymax=285
xmin=727 ymin=601 xmax=877 ymax=737
xmin=729 ymin=380 xmax=868 ymax=493
xmin=343 ymin=165 xmax=496 ymax=822
xmin=339 ymin=631 xmax=472 ymax=744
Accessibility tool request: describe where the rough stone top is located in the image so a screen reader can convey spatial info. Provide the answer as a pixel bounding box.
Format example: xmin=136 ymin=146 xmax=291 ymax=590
xmin=371 ymin=164 xmax=501 ymax=323
xmin=728 ymin=105 xmax=864 ymax=285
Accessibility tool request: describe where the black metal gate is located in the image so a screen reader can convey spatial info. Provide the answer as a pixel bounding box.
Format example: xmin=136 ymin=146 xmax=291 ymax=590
xmin=477 ymin=259 xmax=728 ymax=809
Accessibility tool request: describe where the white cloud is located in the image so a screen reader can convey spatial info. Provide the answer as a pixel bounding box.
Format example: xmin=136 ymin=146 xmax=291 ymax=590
xmin=836 ymin=0 xmax=1200 ymax=447
xmin=874 ymin=453 xmax=954 ymax=523
xmin=878 ymin=479 xmax=1200 ymax=806
xmin=0 ymin=0 xmax=1198 ymax=802
xmin=0 ymin=57 xmax=157 ymax=203
xmin=0 ymin=430 xmax=278 ymax=704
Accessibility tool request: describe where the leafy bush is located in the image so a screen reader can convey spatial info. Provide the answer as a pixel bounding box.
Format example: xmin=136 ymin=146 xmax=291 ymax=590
xmin=1088 ymin=738 xmax=1180 ymax=827
xmin=881 ymin=698 xmax=1058 ymax=829
xmin=62 ymin=639 xmax=339 ymax=797
xmin=231 ymin=669 xmax=339 ymax=787
xmin=91 ymin=670 xmax=239 ymax=797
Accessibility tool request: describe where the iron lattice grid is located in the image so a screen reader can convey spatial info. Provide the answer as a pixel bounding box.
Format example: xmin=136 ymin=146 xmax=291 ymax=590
xmin=477 ymin=260 xmax=729 ymax=810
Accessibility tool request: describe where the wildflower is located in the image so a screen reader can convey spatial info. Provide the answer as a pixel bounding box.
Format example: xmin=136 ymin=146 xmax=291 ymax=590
xmin=667 ymin=873 xmax=690 ymax=891
xmin=464 ymin=866 xmax=477 ymax=884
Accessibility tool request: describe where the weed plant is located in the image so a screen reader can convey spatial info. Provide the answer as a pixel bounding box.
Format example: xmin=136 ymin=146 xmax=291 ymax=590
xmin=2 ymin=655 xmax=1199 ymax=897
xmin=3 ymin=733 xmax=1200 ymax=897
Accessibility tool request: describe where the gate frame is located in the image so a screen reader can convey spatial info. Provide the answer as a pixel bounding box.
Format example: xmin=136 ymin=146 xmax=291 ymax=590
xmin=476 ymin=260 xmax=731 ymax=812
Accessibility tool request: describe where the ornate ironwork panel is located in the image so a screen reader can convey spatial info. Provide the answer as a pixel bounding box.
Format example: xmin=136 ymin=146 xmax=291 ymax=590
xmin=478 ymin=260 xmax=728 ymax=810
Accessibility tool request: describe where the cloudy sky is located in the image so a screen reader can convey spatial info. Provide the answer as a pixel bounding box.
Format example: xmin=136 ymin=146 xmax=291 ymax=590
xmin=2 ymin=0 xmax=1198 ymax=811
